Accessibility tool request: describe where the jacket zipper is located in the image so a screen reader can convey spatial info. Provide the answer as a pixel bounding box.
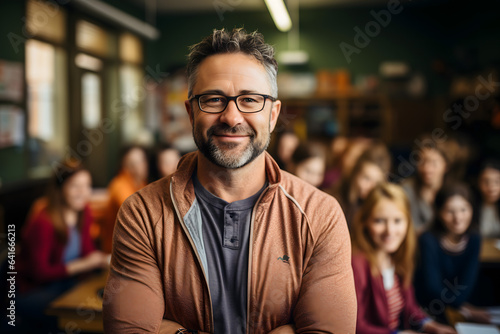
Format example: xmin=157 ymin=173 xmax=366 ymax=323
xmin=246 ymin=188 xmax=269 ymax=334
xmin=170 ymin=178 xmax=214 ymax=333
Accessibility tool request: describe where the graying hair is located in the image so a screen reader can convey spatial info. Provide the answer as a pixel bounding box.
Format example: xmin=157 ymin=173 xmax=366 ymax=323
xmin=186 ymin=28 xmax=278 ymax=98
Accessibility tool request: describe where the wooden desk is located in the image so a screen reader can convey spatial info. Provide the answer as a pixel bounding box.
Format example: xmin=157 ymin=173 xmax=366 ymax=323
xmin=46 ymin=270 xmax=108 ymax=333
xmin=481 ymin=238 xmax=500 ymax=263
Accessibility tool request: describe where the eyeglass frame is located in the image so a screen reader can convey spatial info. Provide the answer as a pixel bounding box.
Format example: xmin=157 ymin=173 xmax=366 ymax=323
xmin=189 ymin=93 xmax=277 ymax=114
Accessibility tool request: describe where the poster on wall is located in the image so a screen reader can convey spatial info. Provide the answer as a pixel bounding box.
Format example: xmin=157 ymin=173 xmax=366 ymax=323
xmin=0 ymin=105 xmax=25 ymax=148
xmin=0 ymin=60 xmax=23 ymax=102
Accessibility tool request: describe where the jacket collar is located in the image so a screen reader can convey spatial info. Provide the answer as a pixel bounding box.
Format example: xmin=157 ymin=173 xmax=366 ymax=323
xmin=171 ymin=150 xmax=282 ymax=218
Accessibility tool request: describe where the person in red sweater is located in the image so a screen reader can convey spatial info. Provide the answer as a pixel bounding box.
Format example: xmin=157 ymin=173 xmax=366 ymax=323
xmin=351 ymin=183 xmax=455 ymax=334
xmin=17 ymin=159 xmax=109 ymax=331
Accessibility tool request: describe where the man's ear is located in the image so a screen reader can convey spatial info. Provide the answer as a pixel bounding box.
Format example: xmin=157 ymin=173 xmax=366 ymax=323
xmin=269 ymin=99 xmax=281 ymax=133
xmin=185 ymin=100 xmax=194 ymax=126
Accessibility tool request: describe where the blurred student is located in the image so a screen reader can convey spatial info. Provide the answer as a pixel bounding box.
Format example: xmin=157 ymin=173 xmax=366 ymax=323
xmin=414 ymin=183 xmax=490 ymax=324
xmin=335 ymin=145 xmax=390 ymax=226
xmin=289 ymin=142 xmax=326 ymax=188
xmin=17 ymin=160 xmax=109 ymax=331
xmin=321 ymin=135 xmax=348 ymax=189
xmin=340 ymin=137 xmax=373 ymax=173
xmin=475 ymin=159 xmax=500 ymax=238
xmin=274 ymin=130 xmax=299 ymax=171
xmin=157 ymin=145 xmax=181 ymax=179
xmin=101 ymin=145 xmax=148 ymax=253
xmin=402 ymin=135 xmax=449 ymax=234
xmin=351 ymin=183 xmax=455 ymax=334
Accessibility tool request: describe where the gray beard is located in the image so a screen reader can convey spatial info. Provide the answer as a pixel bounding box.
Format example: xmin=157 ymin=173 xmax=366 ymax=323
xmin=193 ymin=123 xmax=270 ymax=169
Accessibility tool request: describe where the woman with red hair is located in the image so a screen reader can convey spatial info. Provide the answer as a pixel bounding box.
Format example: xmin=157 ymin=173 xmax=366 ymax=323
xmin=17 ymin=160 xmax=109 ymax=331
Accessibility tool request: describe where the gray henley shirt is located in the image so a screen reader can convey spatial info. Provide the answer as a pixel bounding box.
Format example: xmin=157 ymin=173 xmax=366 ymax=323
xmin=193 ymin=173 xmax=266 ymax=334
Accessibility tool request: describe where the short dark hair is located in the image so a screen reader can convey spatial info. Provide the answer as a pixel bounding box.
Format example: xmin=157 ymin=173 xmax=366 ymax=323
xmin=186 ymin=28 xmax=278 ymax=98
xmin=479 ymin=158 xmax=500 ymax=175
xmin=291 ymin=143 xmax=324 ymax=165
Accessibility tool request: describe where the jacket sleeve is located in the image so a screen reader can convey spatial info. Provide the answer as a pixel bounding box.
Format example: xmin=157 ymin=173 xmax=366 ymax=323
xmin=23 ymin=215 xmax=68 ymax=283
xmin=80 ymin=205 xmax=96 ymax=256
xmin=352 ymin=255 xmax=392 ymax=334
xmin=103 ymin=193 xmax=169 ymax=333
xmin=293 ymin=200 xmax=357 ymax=333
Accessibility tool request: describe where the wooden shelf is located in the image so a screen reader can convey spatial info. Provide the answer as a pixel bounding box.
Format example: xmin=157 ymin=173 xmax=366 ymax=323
xmin=281 ymin=93 xmax=393 ymax=143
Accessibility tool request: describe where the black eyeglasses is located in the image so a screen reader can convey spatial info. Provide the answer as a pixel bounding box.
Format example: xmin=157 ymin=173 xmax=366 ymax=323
xmin=190 ymin=93 xmax=277 ymax=114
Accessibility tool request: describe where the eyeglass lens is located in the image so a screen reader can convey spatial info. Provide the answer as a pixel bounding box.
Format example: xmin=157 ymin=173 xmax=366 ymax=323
xmin=199 ymin=94 xmax=266 ymax=113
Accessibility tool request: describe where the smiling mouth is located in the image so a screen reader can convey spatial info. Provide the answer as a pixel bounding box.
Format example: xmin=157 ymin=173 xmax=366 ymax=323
xmin=213 ymin=133 xmax=251 ymax=140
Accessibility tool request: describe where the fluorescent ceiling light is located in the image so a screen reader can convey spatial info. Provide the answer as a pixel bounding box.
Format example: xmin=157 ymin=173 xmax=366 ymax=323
xmin=264 ymin=0 xmax=292 ymax=32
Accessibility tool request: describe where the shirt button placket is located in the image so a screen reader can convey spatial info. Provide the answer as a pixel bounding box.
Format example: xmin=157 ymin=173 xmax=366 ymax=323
xmin=224 ymin=209 xmax=239 ymax=249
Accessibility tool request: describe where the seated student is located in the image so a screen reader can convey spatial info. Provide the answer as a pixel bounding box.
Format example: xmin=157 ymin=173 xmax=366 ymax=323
xmin=17 ymin=160 xmax=109 ymax=331
xmin=274 ymin=130 xmax=299 ymax=171
xmin=475 ymin=159 xmax=500 ymax=238
xmin=156 ymin=144 xmax=181 ymax=179
xmin=334 ymin=145 xmax=389 ymax=227
xmin=101 ymin=145 xmax=149 ymax=253
xmin=415 ymin=183 xmax=491 ymax=324
xmin=351 ymin=183 xmax=456 ymax=334
xmin=321 ymin=135 xmax=348 ymax=189
xmin=289 ymin=142 xmax=326 ymax=188
xmin=401 ymin=134 xmax=450 ymax=234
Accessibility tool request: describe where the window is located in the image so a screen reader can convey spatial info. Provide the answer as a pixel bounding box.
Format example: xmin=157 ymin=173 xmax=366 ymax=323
xmin=25 ymin=0 xmax=68 ymax=173
xmin=26 ymin=0 xmax=66 ymax=43
xmin=81 ymin=73 xmax=101 ymax=129
xmin=120 ymin=32 xmax=143 ymax=64
xmin=76 ymin=20 xmax=113 ymax=58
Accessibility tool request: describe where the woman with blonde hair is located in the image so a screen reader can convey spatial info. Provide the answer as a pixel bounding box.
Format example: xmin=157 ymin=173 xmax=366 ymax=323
xmin=351 ymin=183 xmax=455 ymax=334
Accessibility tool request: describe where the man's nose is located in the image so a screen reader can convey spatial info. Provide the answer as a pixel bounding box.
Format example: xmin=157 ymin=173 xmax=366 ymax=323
xmin=219 ymin=100 xmax=244 ymax=127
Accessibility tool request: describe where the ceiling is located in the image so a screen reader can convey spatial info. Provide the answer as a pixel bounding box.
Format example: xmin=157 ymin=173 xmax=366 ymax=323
xmin=129 ymin=0 xmax=395 ymax=13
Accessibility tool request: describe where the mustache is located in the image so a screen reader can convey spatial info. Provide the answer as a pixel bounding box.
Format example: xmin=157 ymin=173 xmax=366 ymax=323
xmin=207 ymin=124 xmax=255 ymax=137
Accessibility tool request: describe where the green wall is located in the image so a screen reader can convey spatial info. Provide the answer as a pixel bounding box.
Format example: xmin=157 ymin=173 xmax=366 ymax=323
xmin=145 ymin=1 xmax=500 ymax=96
xmin=0 ymin=1 xmax=27 ymax=186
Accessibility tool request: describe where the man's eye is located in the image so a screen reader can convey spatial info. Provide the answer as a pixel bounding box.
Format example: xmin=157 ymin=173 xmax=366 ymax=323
xmin=242 ymin=97 xmax=257 ymax=103
xmin=203 ymin=96 xmax=225 ymax=104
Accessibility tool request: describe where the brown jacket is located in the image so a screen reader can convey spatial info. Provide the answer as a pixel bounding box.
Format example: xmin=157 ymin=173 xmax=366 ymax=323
xmin=103 ymin=151 xmax=356 ymax=333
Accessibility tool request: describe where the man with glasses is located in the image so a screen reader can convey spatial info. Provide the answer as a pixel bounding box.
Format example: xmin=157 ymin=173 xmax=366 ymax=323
xmin=103 ymin=28 xmax=356 ymax=334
